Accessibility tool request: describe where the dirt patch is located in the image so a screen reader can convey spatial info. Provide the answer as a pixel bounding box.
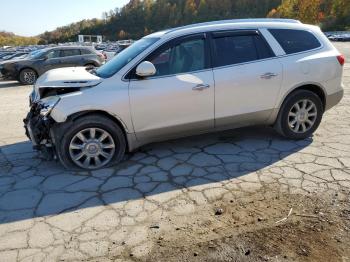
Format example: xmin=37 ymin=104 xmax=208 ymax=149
xmin=136 ymin=189 xmax=350 ymax=262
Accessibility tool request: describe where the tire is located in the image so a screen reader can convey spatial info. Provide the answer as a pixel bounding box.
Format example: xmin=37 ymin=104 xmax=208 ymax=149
xmin=19 ymin=68 xmax=37 ymax=85
xmin=85 ymin=63 xmax=96 ymax=68
xmin=56 ymin=115 xmax=126 ymax=170
xmin=275 ymin=90 xmax=324 ymax=140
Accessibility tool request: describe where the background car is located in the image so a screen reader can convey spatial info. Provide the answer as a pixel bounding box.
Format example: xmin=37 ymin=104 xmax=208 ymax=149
xmin=0 ymin=46 xmax=105 ymax=84
xmin=0 ymin=52 xmax=16 ymax=59
xmin=0 ymin=52 xmax=28 ymax=61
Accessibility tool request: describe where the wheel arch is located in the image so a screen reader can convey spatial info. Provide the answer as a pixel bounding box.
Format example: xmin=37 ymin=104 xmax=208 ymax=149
xmin=19 ymin=67 xmax=39 ymax=77
xmin=270 ymin=82 xmax=326 ymax=127
xmin=84 ymin=62 xmax=98 ymax=67
xmin=56 ymin=110 xmax=134 ymax=152
xmin=279 ymin=83 xmax=326 ymax=112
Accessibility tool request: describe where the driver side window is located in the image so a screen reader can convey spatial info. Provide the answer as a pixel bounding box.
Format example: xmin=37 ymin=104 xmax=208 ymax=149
xmin=149 ymin=37 xmax=206 ymax=77
xmin=46 ymin=50 xmax=60 ymax=59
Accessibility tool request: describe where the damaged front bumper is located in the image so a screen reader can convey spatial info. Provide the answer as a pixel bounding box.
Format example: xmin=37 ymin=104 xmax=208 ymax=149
xmin=23 ymin=101 xmax=56 ymax=159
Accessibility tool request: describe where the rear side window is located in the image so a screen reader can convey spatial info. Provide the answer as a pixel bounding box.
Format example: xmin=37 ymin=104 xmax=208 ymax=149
xmin=81 ymin=48 xmax=93 ymax=55
xmin=212 ymin=34 xmax=274 ymax=67
xmin=269 ymin=29 xmax=321 ymax=54
xmin=60 ymin=49 xmax=81 ymax=57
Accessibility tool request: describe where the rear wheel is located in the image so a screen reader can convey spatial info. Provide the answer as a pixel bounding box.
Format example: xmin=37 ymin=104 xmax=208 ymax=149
xmin=56 ymin=115 xmax=126 ymax=170
xmin=85 ymin=63 xmax=96 ymax=68
xmin=19 ymin=69 xmax=37 ymax=85
xmin=275 ymin=90 xmax=323 ymax=140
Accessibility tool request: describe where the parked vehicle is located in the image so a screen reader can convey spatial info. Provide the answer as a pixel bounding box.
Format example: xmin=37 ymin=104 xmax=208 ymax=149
xmin=0 ymin=52 xmax=16 ymax=59
xmin=0 ymin=46 xmax=105 ymax=84
xmin=328 ymin=33 xmax=350 ymax=42
xmin=24 ymin=19 xmax=344 ymax=170
xmin=102 ymin=47 xmax=120 ymax=61
xmin=0 ymin=52 xmax=28 ymax=61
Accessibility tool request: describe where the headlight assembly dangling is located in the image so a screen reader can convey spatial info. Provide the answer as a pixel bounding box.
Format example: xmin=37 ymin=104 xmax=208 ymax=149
xmin=39 ymin=96 xmax=61 ymax=117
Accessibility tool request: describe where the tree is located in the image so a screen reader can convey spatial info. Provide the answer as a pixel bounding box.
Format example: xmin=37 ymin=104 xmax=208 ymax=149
xmin=0 ymin=31 xmax=39 ymax=46
xmin=37 ymin=0 xmax=350 ymax=44
xmin=118 ymin=30 xmax=127 ymax=39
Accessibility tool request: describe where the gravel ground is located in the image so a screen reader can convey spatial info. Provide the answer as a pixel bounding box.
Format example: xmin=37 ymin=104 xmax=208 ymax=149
xmin=0 ymin=42 xmax=349 ymax=261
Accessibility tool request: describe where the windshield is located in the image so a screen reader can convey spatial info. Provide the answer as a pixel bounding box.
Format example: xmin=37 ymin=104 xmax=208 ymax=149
xmin=96 ymin=37 xmax=159 ymax=78
xmin=28 ymin=49 xmax=47 ymax=59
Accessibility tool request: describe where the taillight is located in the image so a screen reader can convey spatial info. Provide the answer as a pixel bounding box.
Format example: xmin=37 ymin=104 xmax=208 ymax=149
xmin=337 ymin=54 xmax=345 ymax=66
xmin=98 ymin=53 xmax=105 ymax=60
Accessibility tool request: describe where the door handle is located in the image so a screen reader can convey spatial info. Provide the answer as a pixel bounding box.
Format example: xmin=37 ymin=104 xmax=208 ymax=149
xmin=260 ymin=72 xmax=278 ymax=79
xmin=192 ymin=84 xmax=210 ymax=91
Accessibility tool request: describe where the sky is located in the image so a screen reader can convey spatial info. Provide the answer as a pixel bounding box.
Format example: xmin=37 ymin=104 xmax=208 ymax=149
xmin=0 ymin=0 xmax=130 ymax=36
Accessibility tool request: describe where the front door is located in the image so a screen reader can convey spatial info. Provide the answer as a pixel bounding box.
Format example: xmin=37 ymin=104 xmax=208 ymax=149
xmin=129 ymin=34 xmax=215 ymax=141
xmin=41 ymin=49 xmax=61 ymax=72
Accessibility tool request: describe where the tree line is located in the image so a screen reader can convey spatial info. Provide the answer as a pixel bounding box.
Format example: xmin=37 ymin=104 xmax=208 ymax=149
xmin=0 ymin=31 xmax=39 ymax=47
xmin=39 ymin=0 xmax=282 ymax=43
xmin=268 ymin=0 xmax=350 ymax=30
xmin=2 ymin=0 xmax=350 ymax=46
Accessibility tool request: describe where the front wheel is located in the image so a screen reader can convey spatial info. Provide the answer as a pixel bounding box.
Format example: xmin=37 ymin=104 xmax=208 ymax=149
xmin=275 ymin=90 xmax=324 ymax=140
xmin=56 ymin=115 xmax=126 ymax=170
xmin=19 ymin=69 xmax=37 ymax=85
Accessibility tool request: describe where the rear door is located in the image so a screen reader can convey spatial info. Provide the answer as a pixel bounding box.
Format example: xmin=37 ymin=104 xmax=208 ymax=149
xmin=211 ymin=30 xmax=283 ymax=128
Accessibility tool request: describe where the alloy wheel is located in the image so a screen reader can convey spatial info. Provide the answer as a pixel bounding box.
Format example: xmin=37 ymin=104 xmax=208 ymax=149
xmin=288 ymin=99 xmax=317 ymax=133
xmin=69 ymin=127 xmax=116 ymax=169
xmin=23 ymin=71 xmax=37 ymax=84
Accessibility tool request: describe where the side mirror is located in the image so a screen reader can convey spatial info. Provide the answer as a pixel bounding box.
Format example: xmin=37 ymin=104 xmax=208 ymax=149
xmin=136 ymin=61 xmax=156 ymax=77
xmin=43 ymin=55 xmax=48 ymax=60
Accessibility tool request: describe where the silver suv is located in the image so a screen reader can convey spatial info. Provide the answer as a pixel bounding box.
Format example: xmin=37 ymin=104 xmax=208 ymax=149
xmin=24 ymin=19 xmax=344 ymax=170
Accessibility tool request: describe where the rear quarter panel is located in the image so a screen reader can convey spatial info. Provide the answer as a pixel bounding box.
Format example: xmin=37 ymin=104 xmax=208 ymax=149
xmin=275 ymin=48 xmax=343 ymax=109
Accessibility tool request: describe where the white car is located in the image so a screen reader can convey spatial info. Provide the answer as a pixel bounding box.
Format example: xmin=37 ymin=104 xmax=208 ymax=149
xmin=24 ymin=19 xmax=345 ymax=170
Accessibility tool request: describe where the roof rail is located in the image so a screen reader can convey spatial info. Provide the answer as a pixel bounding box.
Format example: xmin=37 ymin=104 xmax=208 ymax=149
xmin=165 ymin=18 xmax=301 ymax=34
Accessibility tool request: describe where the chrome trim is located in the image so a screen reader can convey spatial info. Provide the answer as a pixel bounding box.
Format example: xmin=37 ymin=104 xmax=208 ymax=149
xmin=122 ymin=28 xmax=267 ymax=82
xmin=261 ymin=72 xmax=278 ymax=79
xmin=192 ymin=84 xmax=210 ymax=91
xmin=129 ymin=68 xmax=213 ymax=82
xmin=165 ymin=19 xmax=301 ymax=35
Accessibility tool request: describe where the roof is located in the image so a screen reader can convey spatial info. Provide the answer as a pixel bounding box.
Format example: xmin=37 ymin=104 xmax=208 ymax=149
xmin=145 ymin=18 xmax=303 ymax=38
xmin=167 ymin=18 xmax=301 ymax=33
xmin=49 ymin=46 xmax=93 ymax=50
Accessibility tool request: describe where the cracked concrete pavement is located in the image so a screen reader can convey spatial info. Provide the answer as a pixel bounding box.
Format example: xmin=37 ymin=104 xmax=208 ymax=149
xmin=0 ymin=43 xmax=349 ymax=261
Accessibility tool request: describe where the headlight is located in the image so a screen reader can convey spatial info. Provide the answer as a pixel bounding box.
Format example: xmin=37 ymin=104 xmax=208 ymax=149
xmin=39 ymin=96 xmax=60 ymax=117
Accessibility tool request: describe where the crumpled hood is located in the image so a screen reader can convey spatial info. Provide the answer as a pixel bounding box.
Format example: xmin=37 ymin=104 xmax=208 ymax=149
xmin=35 ymin=67 xmax=102 ymax=89
xmin=32 ymin=67 xmax=103 ymax=101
